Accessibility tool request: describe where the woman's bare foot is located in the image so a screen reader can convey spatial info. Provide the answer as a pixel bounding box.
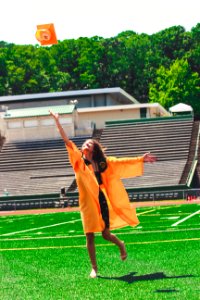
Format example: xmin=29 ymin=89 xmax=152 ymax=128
xmin=120 ymin=241 xmax=127 ymax=260
xmin=90 ymin=268 xmax=98 ymax=278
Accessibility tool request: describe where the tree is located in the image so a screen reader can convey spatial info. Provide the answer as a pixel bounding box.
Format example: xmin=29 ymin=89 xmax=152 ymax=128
xmin=0 ymin=49 xmax=8 ymax=95
xmin=187 ymin=23 xmax=200 ymax=75
xmin=149 ymin=58 xmax=200 ymax=116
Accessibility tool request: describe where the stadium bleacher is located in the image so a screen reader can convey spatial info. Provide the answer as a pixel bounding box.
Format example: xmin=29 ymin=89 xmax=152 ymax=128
xmin=0 ymin=115 xmax=199 ymax=209
xmin=100 ymin=116 xmax=195 ymax=189
xmin=0 ymin=136 xmax=90 ymax=196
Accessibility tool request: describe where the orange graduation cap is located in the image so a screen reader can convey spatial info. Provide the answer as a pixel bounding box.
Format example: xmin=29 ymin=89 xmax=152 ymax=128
xmin=35 ymin=23 xmax=58 ymax=46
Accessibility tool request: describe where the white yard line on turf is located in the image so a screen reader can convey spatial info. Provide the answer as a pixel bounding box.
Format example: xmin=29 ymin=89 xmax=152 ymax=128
xmin=1 ymin=227 xmax=200 ymax=242
xmin=137 ymin=205 xmax=172 ymax=216
xmin=137 ymin=208 xmax=156 ymax=215
xmin=171 ymin=210 xmax=200 ymax=227
xmin=0 ymin=219 xmax=81 ymax=237
xmin=1 ymin=237 xmax=200 ymax=252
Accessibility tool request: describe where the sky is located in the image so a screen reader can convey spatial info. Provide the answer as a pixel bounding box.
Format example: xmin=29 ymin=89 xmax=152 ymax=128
xmin=1 ymin=0 xmax=200 ymax=45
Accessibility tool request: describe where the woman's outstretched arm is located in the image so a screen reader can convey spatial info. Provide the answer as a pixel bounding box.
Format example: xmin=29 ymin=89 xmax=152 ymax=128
xmin=49 ymin=110 xmax=70 ymax=146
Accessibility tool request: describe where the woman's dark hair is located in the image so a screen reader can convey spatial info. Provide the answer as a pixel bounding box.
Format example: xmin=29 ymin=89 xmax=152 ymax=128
xmin=82 ymin=139 xmax=107 ymax=172
xmin=92 ymin=140 xmax=107 ymax=172
xmin=92 ymin=140 xmax=106 ymax=162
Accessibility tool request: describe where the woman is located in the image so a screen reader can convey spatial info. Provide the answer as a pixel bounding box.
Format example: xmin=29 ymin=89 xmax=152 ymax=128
xmin=49 ymin=110 xmax=156 ymax=278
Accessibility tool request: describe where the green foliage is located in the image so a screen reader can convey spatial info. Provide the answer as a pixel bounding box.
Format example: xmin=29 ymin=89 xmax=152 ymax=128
xmin=0 ymin=23 xmax=200 ymax=116
xmin=149 ymin=58 xmax=200 ymax=114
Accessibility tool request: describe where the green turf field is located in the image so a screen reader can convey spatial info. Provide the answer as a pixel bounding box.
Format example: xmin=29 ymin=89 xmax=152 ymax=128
xmin=0 ymin=203 xmax=200 ymax=300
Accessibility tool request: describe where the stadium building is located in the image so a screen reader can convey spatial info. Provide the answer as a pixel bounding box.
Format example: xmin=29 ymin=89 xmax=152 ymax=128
xmin=0 ymin=88 xmax=199 ymax=209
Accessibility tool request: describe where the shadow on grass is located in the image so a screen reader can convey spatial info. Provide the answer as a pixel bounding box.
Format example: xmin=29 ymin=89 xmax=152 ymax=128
xmin=154 ymin=289 xmax=179 ymax=293
xmin=98 ymin=271 xmax=196 ymax=284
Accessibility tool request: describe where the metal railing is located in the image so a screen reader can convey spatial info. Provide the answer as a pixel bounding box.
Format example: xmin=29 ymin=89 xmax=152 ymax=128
xmin=186 ymin=122 xmax=200 ymax=186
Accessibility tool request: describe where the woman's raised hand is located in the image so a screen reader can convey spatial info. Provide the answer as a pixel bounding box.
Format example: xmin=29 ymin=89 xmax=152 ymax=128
xmin=49 ymin=109 xmax=59 ymax=120
xmin=49 ymin=109 xmax=70 ymax=145
xmin=143 ymin=152 xmax=157 ymax=163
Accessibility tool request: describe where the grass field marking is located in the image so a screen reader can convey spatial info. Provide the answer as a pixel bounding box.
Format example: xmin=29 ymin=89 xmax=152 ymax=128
xmin=171 ymin=210 xmax=200 ymax=227
xmin=0 ymin=218 xmax=81 ymax=237
xmin=137 ymin=208 xmax=156 ymax=215
xmin=1 ymin=227 xmax=200 ymax=242
xmin=126 ymin=237 xmax=200 ymax=245
xmin=1 ymin=237 xmax=200 ymax=252
xmin=137 ymin=205 xmax=172 ymax=216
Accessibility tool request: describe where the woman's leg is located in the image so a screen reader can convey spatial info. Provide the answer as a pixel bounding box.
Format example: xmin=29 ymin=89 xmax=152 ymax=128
xmin=102 ymin=228 xmax=127 ymax=260
xmin=86 ymin=232 xmax=98 ymax=278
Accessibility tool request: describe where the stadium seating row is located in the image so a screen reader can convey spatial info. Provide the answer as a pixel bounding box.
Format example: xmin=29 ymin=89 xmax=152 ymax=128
xmin=0 ymin=116 xmax=198 ymax=200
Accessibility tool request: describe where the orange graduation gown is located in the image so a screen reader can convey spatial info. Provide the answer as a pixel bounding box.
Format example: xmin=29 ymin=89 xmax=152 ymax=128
xmin=66 ymin=140 xmax=144 ymax=233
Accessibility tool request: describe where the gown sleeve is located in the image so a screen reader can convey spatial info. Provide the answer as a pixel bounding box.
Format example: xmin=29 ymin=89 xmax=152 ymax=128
xmin=65 ymin=140 xmax=84 ymax=171
xmin=107 ymin=156 xmax=144 ymax=178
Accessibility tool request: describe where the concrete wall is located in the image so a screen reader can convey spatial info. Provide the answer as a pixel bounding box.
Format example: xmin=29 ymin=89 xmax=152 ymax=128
xmin=3 ymin=115 xmax=75 ymax=141
xmin=78 ymin=108 xmax=140 ymax=129
xmin=0 ymin=103 xmax=169 ymax=141
xmin=77 ymin=104 xmax=166 ymax=129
